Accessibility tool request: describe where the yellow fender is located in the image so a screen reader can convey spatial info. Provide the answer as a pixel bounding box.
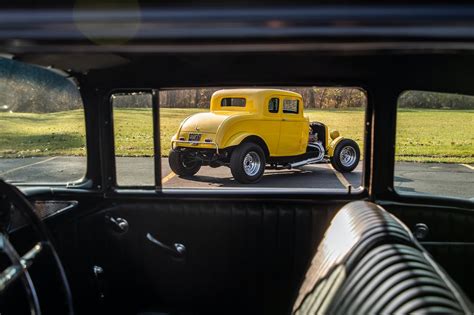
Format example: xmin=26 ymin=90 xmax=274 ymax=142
xmin=176 ymin=114 xmax=196 ymax=135
xmin=328 ymin=136 xmax=345 ymax=157
xmin=222 ymin=132 xmax=262 ymax=149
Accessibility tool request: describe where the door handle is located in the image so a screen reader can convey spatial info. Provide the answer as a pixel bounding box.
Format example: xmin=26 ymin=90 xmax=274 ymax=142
xmin=105 ymin=216 xmax=129 ymax=234
xmin=146 ymin=233 xmax=186 ymax=260
xmin=282 ymin=118 xmax=287 ymax=121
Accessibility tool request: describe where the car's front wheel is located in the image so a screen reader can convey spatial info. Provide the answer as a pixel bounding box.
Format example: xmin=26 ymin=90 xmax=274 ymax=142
xmin=230 ymin=142 xmax=266 ymax=184
xmin=330 ymin=139 xmax=360 ymax=172
xmin=169 ymin=149 xmax=202 ymax=177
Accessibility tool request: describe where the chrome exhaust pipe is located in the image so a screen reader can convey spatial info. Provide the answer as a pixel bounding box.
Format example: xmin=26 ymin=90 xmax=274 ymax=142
xmin=288 ymin=141 xmax=325 ymax=169
xmin=289 ymin=157 xmax=324 ymax=168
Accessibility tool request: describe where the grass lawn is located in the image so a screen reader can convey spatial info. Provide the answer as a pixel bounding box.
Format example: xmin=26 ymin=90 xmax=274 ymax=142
xmin=0 ymin=110 xmax=86 ymax=157
xmin=1 ymin=108 xmax=473 ymax=163
xmin=396 ymin=109 xmax=474 ymax=163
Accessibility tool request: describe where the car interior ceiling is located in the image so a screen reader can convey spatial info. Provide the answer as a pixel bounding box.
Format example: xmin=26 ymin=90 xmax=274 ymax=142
xmin=0 ymin=3 xmax=474 ymax=315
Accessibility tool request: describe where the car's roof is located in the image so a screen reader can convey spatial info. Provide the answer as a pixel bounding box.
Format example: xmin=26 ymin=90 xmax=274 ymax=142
xmin=212 ymin=89 xmax=302 ymax=98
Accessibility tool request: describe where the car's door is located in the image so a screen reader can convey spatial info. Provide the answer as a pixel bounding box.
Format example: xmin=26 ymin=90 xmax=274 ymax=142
xmin=277 ymin=97 xmax=308 ymax=156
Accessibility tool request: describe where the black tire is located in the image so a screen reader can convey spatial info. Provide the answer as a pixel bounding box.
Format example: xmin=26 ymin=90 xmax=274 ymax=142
xmin=330 ymin=139 xmax=360 ymax=172
xmin=169 ymin=149 xmax=202 ymax=177
xmin=230 ymin=142 xmax=266 ymax=184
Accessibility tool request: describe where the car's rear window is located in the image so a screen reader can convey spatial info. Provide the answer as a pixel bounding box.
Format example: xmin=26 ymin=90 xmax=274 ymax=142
xmin=0 ymin=58 xmax=86 ymax=185
xmin=221 ymin=97 xmax=246 ymax=107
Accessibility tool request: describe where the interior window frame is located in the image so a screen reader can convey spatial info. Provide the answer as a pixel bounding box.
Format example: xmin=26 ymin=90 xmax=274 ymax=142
xmin=108 ymin=88 xmax=161 ymax=191
xmin=149 ymin=86 xmax=369 ymax=198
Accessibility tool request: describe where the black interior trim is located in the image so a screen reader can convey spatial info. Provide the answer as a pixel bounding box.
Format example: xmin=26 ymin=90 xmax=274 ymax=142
xmin=152 ymin=89 xmax=162 ymax=190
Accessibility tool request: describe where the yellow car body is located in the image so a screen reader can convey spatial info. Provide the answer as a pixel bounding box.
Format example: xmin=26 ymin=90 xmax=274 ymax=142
xmin=170 ymin=88 xmax=359 ymax=183
xmin=172 ymin=88 xmax=343 ymax=157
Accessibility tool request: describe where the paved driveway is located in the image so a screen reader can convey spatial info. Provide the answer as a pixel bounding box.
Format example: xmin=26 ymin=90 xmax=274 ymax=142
xmin=0 ymin=157 xmax=472 ymax=199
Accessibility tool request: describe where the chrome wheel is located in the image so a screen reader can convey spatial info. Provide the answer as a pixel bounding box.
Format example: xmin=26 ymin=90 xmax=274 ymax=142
xmin=230 ymin=143 xmax=266 ymax=184
xmin=243 ymin=151 xmax=261 ymax=176
xmin=340 ymin=146 xmax=357 ymax=167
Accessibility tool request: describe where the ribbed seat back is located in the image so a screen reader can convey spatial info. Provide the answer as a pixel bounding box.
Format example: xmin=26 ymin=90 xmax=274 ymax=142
xmin=328 ymin=243 xmax=466 ymax=314
xmin=292 ymin=201 xmax=472 ymax=314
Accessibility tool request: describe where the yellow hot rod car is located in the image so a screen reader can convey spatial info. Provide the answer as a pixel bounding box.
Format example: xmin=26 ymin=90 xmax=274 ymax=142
xmin=170 ymin=89 xmax=360 ymax=183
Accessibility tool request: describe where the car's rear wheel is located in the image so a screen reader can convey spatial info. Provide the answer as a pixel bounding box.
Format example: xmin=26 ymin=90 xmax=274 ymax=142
xmin=169 ymin=149 xmax=202 ymax=177
xmin=230 ymin=142 xmax=266 ymax=184
xmin=330 ymin=139 xmax=360 ymax=172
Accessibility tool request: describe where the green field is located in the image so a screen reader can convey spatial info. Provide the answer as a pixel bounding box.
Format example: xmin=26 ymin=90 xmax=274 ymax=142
xmin=1 ymin=108 xmax=473 ymax=163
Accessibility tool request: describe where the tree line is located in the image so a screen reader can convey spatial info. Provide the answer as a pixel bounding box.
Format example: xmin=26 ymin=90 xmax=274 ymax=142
xmin=158 ymin=87 xmax=367 ymax=109
xmin=399 ymin=90 xmax=474 ymax=109
xmin=0 ymin=58 xmax=82 ymax=113
xmin=2 ymin=58 xmax=474 ymax=112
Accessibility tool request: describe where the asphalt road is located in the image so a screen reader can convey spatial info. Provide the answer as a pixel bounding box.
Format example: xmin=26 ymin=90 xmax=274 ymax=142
xmin=0 ymin=157 xmax=473 ymax=199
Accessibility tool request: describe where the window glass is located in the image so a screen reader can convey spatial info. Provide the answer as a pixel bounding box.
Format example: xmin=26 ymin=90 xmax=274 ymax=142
xmin=112 ymin=92 xmax=154 ymax=186
xmin=268 ymin=98 xmax=279 ymax=113
xmin=160 ymin=87 xmax=366 ymax=192
xmin=221 ymin=97 xmax=246 ymax=107
xmin=0 ymin=58 xmax=86 ymax=184
xmin=395 ymin=90 xmax=474 ymax=200
xmin=283 ymin=99 xmax=299 ymax=114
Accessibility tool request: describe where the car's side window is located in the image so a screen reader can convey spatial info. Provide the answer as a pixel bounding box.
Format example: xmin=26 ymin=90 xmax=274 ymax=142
xmin=283 ymin=99 xmax=299 ymax=114
xmin=268 ymin=97 xmax=279 ymax=113
xmin=112 ymin=92 xmax=154 ymax=186
xmin=395 ymin=90 xmax=474 ymax=201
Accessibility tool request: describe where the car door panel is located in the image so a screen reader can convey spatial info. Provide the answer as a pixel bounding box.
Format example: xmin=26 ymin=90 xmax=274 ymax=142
xmin=258 ymin=118 xmax=282 ymax=154
xmin=278 ymin=120 xmax=305 ymax=156
xmin=70 ymin=199 xmax=339 ymax=314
